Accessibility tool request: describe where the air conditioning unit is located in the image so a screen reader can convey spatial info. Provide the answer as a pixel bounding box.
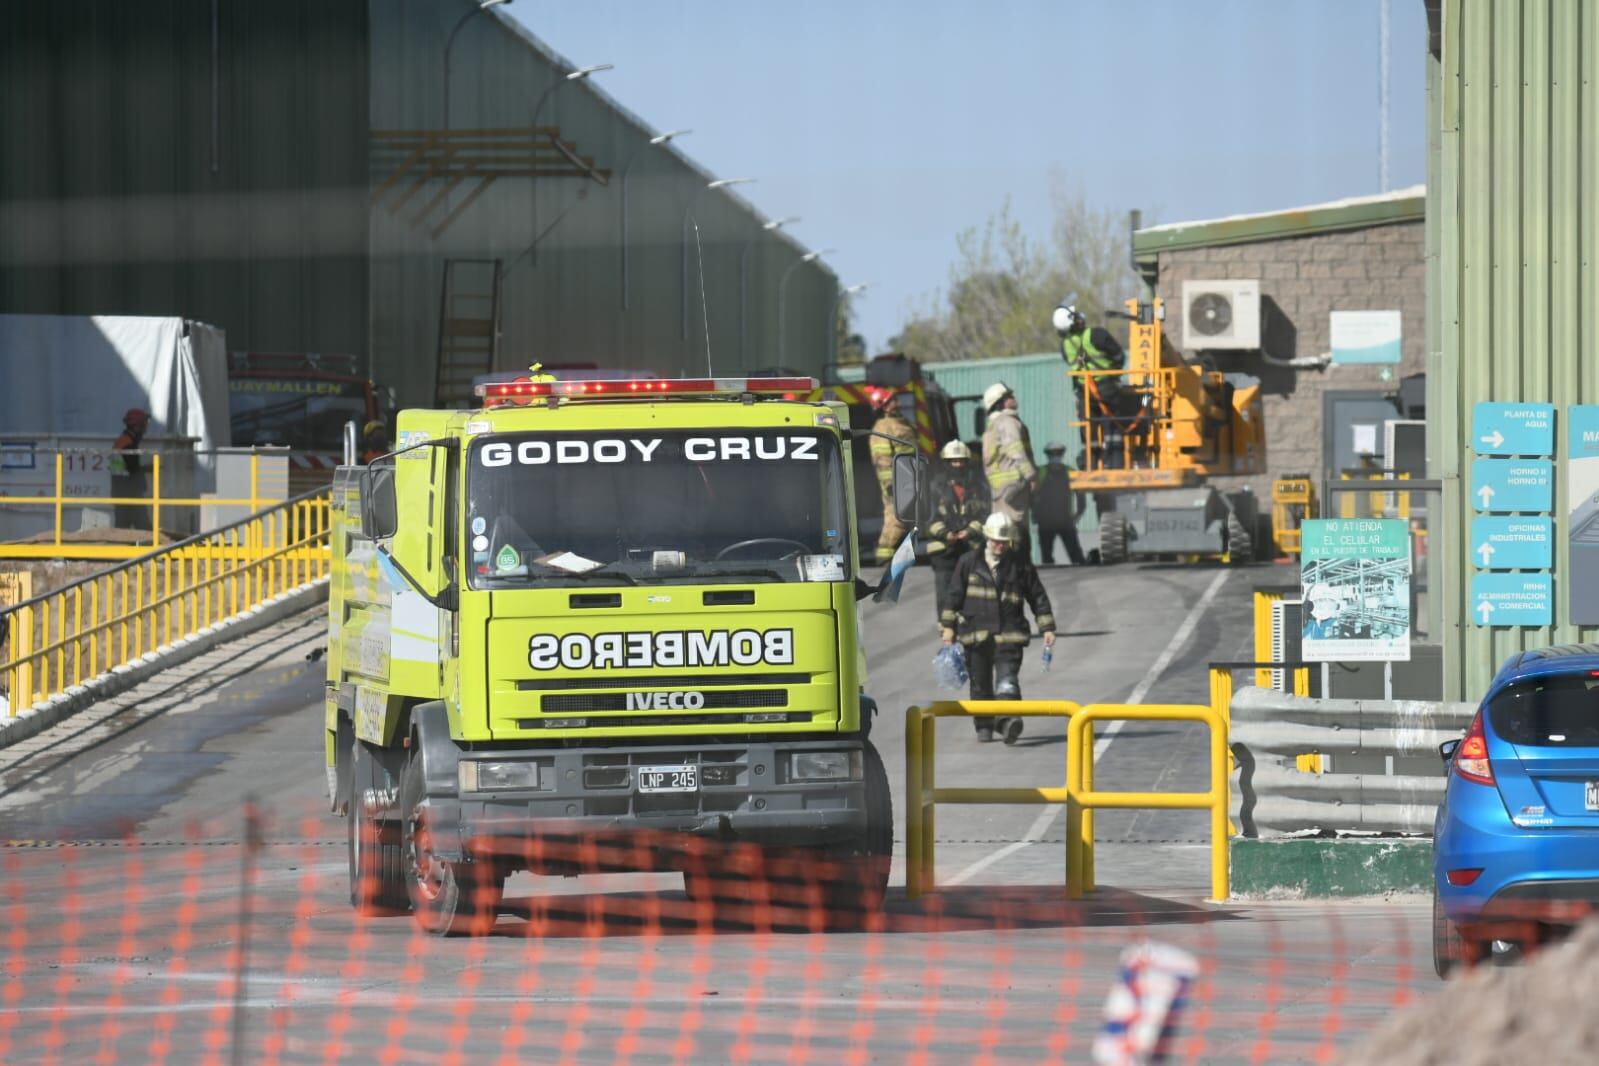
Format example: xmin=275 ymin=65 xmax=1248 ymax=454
xmin=1181 ymin=279 xmax=1261 ymax=350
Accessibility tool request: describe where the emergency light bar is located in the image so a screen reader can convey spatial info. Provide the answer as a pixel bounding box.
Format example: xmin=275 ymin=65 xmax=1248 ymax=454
xmin=475 ymin=376 xmax=817 ymax=407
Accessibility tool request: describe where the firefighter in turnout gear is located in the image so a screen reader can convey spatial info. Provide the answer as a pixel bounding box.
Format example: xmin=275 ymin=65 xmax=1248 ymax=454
xmin=925 ymin=439 xmax=989 ymax=625
xmin=869 ymin=391 xmax=918 ymax=564
xmin=941 ymin=512 xmax=1057 ymax=744
xmin=981 ymin=382 xmax=1036 ymax=555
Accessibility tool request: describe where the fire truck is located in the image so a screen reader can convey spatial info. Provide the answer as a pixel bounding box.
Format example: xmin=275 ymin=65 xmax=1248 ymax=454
xmin=325 ymin=375 xmax=908 ymax=934
xmin=227 ymin=352 xmax=387 ymax=490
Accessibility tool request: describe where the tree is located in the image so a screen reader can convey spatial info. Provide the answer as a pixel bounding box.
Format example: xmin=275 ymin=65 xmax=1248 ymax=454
xmin=894 ymin=177 xmax=1141 ymax=364
xmin=833 ymin=288 xmax=868 ymax=366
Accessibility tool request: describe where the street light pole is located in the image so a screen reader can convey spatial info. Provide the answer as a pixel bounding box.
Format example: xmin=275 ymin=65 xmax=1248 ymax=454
xmin=619 ymin=128 xmax=691 ymax=310
xmin=680 ymin=177 xmax=755 ymax=342
xmin=741 ymin=216 xmax=799 ymax=365
xmin=830 ymin=282 xmax=870 ymax=363
xmin=443 ymin=0 xmax=512 ymax=133
xmin=528 ymin=63 xmax=612 ymax=266
xmin=777 ymin=248 xmax=834 ymax=366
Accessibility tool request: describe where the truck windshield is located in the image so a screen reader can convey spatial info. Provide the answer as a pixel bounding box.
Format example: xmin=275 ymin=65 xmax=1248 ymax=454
xmin=467 ymin=429 xmax=852 ymax=588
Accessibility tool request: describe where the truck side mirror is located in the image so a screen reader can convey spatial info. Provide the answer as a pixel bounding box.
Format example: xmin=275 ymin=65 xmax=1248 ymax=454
xmin=892 ymin=453 xmax=923 ymax=525
xmin=361 ymin=463 xmax=398 ymax=540
xmin=1438 ymin=738 xmax=1460 ymax=764
xmin=972 ymin=408 xmax=987 ymax=438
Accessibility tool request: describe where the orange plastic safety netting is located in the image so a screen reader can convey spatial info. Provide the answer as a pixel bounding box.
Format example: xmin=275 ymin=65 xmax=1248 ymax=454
xmin=0 ymin=808 xmax=1498 ymax=1064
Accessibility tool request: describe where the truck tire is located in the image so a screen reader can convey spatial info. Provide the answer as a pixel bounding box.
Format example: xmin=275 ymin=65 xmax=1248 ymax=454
xmin=348 ymin=741 xmax=407 ymax=914
xmin=1226 ymin=513 xmax=1254 ymax=565
xmin=1099 ymin=512 xmax=1130 ymax=565
xmin=825 ymin=741 xmax=893 ymax=928
xmin=399 ymin=753 xmax=502 ymax=936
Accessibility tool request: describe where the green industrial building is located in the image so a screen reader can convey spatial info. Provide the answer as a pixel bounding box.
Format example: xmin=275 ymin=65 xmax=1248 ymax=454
xmin=0 ymin=0 xmax=837 ymax=408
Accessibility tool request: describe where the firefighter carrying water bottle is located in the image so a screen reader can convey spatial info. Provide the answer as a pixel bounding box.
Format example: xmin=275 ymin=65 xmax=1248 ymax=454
xmin=940 ymin=512 xmax=1056 ymax=745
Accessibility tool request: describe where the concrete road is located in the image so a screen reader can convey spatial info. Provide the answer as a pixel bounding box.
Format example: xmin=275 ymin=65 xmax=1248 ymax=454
xmin=0 ymin=563 xmax=1433 ymax=1063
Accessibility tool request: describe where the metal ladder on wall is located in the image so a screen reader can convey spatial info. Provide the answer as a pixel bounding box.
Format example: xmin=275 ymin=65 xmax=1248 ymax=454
xmin=434 ymin=258 xmax=502 ymax=408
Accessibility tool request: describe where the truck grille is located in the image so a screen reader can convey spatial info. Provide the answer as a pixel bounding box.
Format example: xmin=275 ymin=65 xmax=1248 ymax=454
xmin=516 ymin=711 xmax=811 ymax=730
xmin=540 ymin=690 xmax=789 ymax=713
xmin=517 ymin=672 xmax=811 ymax=691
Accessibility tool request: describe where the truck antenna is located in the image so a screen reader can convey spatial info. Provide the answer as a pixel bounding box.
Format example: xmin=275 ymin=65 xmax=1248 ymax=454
xmin=692 ymin=218 xmax=713 ymax=376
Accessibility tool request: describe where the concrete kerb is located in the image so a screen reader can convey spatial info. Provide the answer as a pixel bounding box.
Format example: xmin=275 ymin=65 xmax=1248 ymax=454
xmin=0 ymin=577 xmax=329 ymax=748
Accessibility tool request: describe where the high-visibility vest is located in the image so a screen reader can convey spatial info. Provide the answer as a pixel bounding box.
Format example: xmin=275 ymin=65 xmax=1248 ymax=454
xmin=1062 ymin=330 xmax=1117 ymax=371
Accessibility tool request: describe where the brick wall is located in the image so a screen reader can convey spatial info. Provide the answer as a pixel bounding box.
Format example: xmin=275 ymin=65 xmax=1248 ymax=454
xmin=1154 ymin=220 xmax=1426 ymax=501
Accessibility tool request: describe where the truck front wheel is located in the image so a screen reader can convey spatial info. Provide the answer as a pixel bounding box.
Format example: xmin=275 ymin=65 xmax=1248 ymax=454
xmin=825 ymin=741 xmax=893 ymax=927
xmin=399 ymin=754 xmax=502 ymax=936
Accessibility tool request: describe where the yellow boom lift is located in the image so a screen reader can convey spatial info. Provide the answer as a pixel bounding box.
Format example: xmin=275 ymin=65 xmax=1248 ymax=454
xmin=1070 ymin=297 xmax=1267 ymax=563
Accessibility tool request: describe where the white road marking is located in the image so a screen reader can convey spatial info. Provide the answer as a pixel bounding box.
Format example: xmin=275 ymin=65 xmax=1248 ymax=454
xmin=944 ymin=569 xmax=1230 ymax=886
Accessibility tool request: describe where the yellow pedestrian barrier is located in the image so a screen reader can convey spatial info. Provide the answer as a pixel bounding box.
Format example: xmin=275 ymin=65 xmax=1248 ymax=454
xmin=904 ymin=700 xmax=1081 ymax=899
xmin=1065 ymin=703 xmax=1230 ymax=902
xmin=905 ymin=697 xmax=1232 ymax=902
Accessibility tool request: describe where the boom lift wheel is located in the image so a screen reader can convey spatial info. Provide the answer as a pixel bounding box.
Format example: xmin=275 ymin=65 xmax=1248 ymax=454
xmin=347 ymin=739 xmax=408 ymax=914
xmin=1098 ymin=512 xmax=1131 ymax=566
xmin=1225 ymin=512 xmax=1254 ymax=566
xmin=400 ymin=753 xmax=503 ymax=936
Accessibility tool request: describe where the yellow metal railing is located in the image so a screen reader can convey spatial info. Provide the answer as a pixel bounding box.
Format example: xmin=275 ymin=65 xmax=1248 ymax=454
xmin=1 ymin=490 xmax=330 ymax=715
xmin=0 ymin=451 xmax=287 ymax=561
xmin=905 ymin=695 xmax=1231 ymax=902
xmin=1065 ymin=703 xmax=1229 ymax=902
xmin=904 ymin=700 xmax=1081 ymax=899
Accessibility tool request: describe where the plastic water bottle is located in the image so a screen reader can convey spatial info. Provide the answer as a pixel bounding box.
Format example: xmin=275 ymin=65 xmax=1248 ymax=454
xmin=1041 ymin=645 xmax=1053 ymax=671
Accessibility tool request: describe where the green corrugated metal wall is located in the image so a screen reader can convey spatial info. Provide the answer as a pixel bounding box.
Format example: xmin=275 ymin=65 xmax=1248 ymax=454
xmin=0 ymin=1 xmax=370 ymax=358
xmin=1430 ymin=0 xmax=1599 ymax=698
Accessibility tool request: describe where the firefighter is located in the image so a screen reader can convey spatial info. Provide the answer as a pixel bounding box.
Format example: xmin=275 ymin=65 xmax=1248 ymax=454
xmin=361 ymin=420 xmax=390 ymax=464
xmin=868 ymin=391 xmax=917 ymax=564
xmin=110 ymin=407 xmax=152 ymax=530
xmin=940 ymin=512 xmax=1057 ymax=745
xmin=1034 ymin=441 xmax=1087 ymax=566
xmin=980 ymin=382 xmax=1036 ymax=556
xmin=925 ymin=439 xmax=988 ymax=625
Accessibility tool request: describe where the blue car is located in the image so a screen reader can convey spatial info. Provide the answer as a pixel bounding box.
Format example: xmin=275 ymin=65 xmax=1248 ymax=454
xmin=1433 ymin=643 xmax=1599 ymax=977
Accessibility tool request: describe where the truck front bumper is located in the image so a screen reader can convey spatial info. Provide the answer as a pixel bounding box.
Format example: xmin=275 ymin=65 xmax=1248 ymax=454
xmin=422 ymin=737 xmax=870 ymax=867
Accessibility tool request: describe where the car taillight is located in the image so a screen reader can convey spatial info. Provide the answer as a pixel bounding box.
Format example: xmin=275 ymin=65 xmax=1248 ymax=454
xmin=1446 ymin=868 xmax=1484 ymax=886
xmin=1454 ymin=709 xmax=1494 ymax=786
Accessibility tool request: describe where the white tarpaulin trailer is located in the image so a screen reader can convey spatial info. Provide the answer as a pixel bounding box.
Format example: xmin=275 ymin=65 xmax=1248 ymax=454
xmin=0 ymin=315 xmax=230 ymax=447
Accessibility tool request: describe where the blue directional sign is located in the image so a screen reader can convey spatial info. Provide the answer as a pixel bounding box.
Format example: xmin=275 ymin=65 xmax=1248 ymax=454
xmin=1472 ymin=572 xmax=1553 ymax=627
xmin=1471 ymin=516 xmax=1554 ymax=570
xmin=1472 ymin=458 xmax=1554 ymax=513
xmin=1473 ymin=402 xmax=1555 ymax=456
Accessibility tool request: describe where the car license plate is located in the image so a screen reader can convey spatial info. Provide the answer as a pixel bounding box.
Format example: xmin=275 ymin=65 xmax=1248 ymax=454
xmin=638 ymin=764 xmax=698 ymax=793
xmin=1587 ymin=781 xmax=1599 ymax=812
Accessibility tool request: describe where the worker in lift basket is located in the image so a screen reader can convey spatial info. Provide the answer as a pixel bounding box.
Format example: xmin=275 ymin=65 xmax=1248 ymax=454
xmin=941 ymin=512 xmax=1057 ymax=745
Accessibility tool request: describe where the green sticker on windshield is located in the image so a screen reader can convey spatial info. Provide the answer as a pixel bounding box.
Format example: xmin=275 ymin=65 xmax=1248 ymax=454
xmin=495 ymin=545 xmax=520 ymax=571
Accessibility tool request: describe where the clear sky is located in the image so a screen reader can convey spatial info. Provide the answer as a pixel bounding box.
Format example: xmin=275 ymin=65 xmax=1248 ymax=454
xmin=515 ymin=1 xmax=1428 ymax=352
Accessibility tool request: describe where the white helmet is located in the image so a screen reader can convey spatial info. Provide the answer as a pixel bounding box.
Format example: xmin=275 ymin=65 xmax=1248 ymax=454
xmin=1053 ymin=302 xmax=1082 ymax=335
xmin=982 ymin=382 xmax=1012 ymax=412
xmin=982 ymin=512 xmax=1016 ymax=542
xmin=941 ymin=440 xmax=971 ymax=461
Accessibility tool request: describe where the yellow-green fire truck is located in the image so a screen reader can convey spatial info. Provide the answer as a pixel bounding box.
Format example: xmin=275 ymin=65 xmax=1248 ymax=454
xmin=325 ymin=375 xmax=903 ymax=934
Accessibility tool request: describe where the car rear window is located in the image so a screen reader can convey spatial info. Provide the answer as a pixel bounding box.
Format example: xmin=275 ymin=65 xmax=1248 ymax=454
xmin=1487 ymin=676 xmax=1599 ymax=747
